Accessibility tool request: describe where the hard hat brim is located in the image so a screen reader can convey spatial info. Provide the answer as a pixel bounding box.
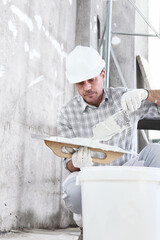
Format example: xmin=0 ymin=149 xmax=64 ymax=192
xmin=66 ymin=60 xmax=105 ymax=84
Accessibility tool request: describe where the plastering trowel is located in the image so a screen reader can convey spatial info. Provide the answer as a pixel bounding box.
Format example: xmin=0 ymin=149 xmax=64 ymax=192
xmin=31 ymin=134 xmax=137 ymax=165
xmin=92 ymin=110 xmax=131 ymax=141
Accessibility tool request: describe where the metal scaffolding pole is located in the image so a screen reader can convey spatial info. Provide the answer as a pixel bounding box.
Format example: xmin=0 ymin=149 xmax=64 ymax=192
xmin=112 ymin=32 xmax=159 ymax=37
xmin=127 ymin=0 xmax=160 ymax=39
xmin=104 ymin=0 xmax=113 ymax=88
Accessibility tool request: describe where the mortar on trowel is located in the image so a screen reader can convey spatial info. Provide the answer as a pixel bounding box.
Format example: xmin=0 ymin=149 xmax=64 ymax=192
xmin=92 ymin=110 xmax=131 ymax=141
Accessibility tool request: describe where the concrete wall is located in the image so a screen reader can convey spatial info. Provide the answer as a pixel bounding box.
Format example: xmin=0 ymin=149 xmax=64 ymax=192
xmin=0 ymin=0 xmax=149 ymax=233
xmin=76 ymin=0 xmax=106 ymax=49
xmin=0 ymin=0 xmax=76 ymax=232
xmin=109 ymin=0 xmax=136 ymax=88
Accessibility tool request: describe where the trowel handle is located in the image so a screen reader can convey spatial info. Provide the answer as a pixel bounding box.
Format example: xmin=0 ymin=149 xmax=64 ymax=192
xmin=44 ymin=140 xmax=123 ymax=164
xmin=44 ymin=140 xmax=77 ymax=159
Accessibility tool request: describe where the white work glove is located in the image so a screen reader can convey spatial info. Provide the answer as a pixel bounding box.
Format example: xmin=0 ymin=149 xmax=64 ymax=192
xmin=72 ymin=146 xmax=93 ymax=168
xmin=121 ymin=89 xmax=148 ymax=112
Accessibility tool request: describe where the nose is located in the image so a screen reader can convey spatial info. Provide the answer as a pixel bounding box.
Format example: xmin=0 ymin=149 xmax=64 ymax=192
xmin=83 ymin=81 xmax=91 ymax=91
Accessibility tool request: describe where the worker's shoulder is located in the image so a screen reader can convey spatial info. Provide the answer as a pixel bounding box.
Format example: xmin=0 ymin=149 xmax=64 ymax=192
xmin=59 ymin=95 xmax=80 ymax=112
xmin=105 ymin=87 xmax=128 ymax=96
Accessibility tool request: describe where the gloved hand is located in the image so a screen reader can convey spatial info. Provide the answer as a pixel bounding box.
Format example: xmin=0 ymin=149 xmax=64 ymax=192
xmin=72 ymin=146 xmax=93 ymax=168
xmin=121 ymin=89 xmax=148 ymax=112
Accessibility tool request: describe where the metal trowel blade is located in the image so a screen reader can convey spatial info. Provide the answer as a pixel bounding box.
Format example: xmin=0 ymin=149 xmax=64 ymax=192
xmin=92 ymin=110 xmax=131 ymax=140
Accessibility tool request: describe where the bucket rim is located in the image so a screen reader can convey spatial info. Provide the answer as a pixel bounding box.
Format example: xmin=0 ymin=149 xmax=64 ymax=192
xmin=77 ymin=166 xmax=160 ymax=183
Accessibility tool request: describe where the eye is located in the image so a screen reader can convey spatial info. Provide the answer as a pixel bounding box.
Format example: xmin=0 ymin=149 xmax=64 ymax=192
xmin=79 ymin=82 xmax=84 ymax=85
xmin=88 ymin=79 xmax=94 ymax=83
xmin=77 ymin=82 xmax=84 ymax=86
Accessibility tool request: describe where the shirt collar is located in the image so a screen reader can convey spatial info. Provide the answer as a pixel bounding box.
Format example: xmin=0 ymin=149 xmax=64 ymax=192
xmin=78 ymin=89 xmax=108 ymax=112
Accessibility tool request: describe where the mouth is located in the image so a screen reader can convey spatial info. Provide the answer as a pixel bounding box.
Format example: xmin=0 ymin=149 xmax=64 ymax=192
xmin=84 ymin=92 xmax=96 ymax=97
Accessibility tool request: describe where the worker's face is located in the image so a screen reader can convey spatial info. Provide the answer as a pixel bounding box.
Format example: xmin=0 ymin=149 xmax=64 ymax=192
xmin=75 ymin=70 xmax=105 ymax=107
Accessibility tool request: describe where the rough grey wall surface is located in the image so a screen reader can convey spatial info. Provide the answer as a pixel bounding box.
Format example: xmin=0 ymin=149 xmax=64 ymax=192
xmin=76 ymin=0 xmax=106 ymax=49
xmin=76 ymin=0 xmax=91 ymax=46
xmin=110 ymin=0 xmax=136 ymax=88
xmin=90 ymin=0 xmax=106 ymax=49
xmin=0 ymin=0 xmax=76 ymax=232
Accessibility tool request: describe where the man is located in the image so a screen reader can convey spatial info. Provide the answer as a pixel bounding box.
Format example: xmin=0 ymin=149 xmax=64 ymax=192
xmin=57 ymin=45 xmax=160 ymax=239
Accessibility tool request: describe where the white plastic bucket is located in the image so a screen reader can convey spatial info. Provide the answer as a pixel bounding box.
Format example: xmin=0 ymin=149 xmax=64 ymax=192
xmin=77 ymin=166 xmax=160 ymax=240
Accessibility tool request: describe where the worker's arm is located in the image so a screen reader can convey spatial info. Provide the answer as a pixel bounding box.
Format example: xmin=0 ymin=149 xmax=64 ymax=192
xmin=66 ymin=147 xmax=93 ymax=172
xmin=66 ymin=160 xmax=80 ymax=172
xmin=147 ymin=90 xmax=160 ymax=105
xmin=121 ymin=89 xmax=160 ymax=112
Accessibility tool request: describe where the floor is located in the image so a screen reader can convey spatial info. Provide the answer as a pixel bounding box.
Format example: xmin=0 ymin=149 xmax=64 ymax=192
xmin=0 ymin=228 xmax=80 ymax=240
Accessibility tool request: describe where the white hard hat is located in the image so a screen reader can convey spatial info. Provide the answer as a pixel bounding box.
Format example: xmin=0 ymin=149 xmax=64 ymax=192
xmin=66 ymin=45 xmax=105 ymax=84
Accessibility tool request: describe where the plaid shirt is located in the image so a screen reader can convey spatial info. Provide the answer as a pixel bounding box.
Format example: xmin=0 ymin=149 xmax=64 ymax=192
xmin=57 ymin=87 xmax=160 ymax=166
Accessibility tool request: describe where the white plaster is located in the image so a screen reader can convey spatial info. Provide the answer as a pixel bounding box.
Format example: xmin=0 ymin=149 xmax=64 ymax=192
xmin=28 ymin=75 xmax=44 ymax=88
xmin=61 ymin=43 xmax=64 ymax=50
xmin=56 ymin=91 xmax=64 ymax=98
xmin=93 ymin=24 xmax=97 ymax=33
xmin=29 ymin=49 xmax=41 ymax=60
xmin=3 ymin=0 xmax=11 ymax=5
xmin=2 ymin=0 xmax=11 ymax=5
xmin=97 ymin=4 xmax=100 ymax=10
xmin=0 ymin=65 xmax=5 ymax=78
xmin=24 ymin=42 xmax=29 ymax=52
xmin=94 ymin=16 xmax=96 ymax=22
xmin=50 ymin=37 xmax=67 ymax=59
xmin=45 ymin=30 xmax=49 ymax=37
xmin=68 ymin=0 xmax=72 ymax=5
xmin=54 ymin=71 xmax=57 ymax=78
xmin=34 ymin=19 xmax=67 ymax=59
xmin=37 ymin=135 xmax=136 ymax=155
xmin=8 ymin=20 xmax=17 ymax=38
xmin=92 ymin=110 xmax=131 ymax=141
xmin=34 ymin=15 xmax=42 ymax=30
xmin=90 ymin=22 xmax=92 ymax=30
xmin=111 ymin=36 xmax=121 ymax=45
xmin=114 ymin=23 xmax=117 ymax=27
xmin=2 ymin=0 xmax=7 ymax=4
xmin=10 ymin=5 xmax=34 ymax=32
xmin=1 ymin=229 xmax=80 ymax=239
xmin=93 ymin=119 xmax=121 ymax=140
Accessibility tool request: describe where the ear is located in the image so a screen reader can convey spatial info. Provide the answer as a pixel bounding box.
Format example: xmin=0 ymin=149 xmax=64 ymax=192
xmin=101 ymin=69 xmax=105 ymax=82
